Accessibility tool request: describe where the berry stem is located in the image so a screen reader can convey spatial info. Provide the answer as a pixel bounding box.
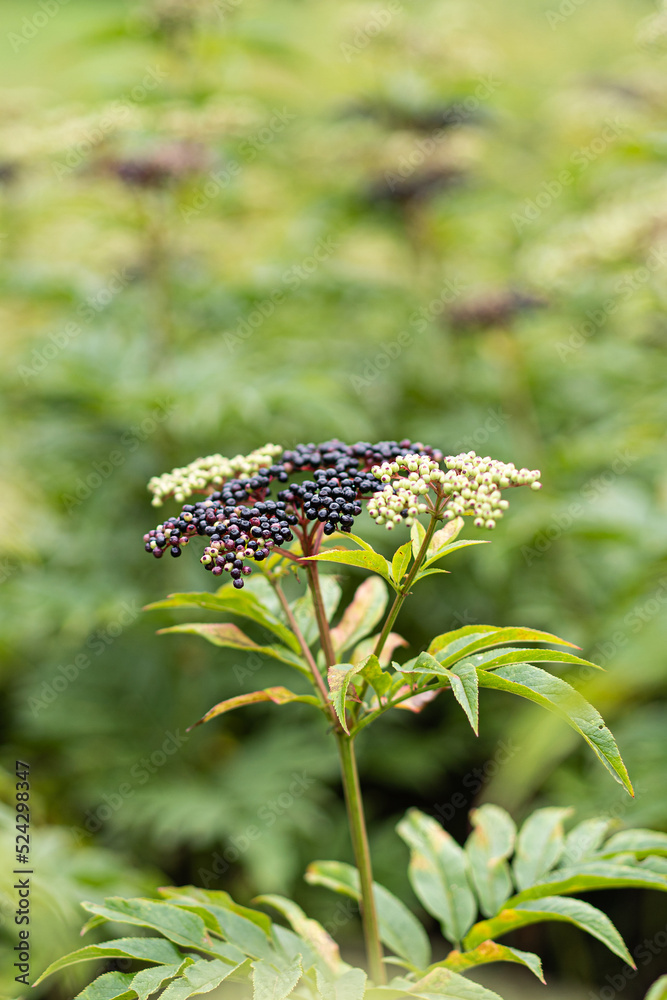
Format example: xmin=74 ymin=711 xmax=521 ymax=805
xmin=335 ymin=733 xmax=386 ymax=985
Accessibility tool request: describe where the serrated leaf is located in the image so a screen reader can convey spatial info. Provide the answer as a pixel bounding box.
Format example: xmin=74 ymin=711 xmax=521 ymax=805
xmin=408 ymin=966 xmax=504 ymax=998
xmin=391 ymin=542 xmax=412 ymax=584
xmin=158 ymin=887 xmax=273 ymax=937
xmin=330 ymin=577 xmax=389 ymax=655
xmin=506 ymin=861 xmax=667 ymax=904
xmin=316 ymin=968 xmax=367 ymax=1000
xmin=73 ymin=972 xmax=136 ymax=1000
xmin=34 ymin=938 xmax=184 ymax=985
xmin=80 ymin=898 xmax=214 ymax=953
xmin=430 ymin=626 xmax=578 ymax=666
xmin=360 ymin=654 xmax=393 ymax=699
xmin=160 ymin=958 xmax=242 ymax=1000
xmin=475 ymin=664 xmax=633 ymax=794
xmin=252 ymin=956 xmax=302 ymax=1000
xmin=397 ymin=810 xmax=477 ymax=946
xmin=144 ymin=589 xmax=299 ymax=653
xmin=411 ymin=520 xmax=426 ymax=559
xmin=157 ymin=623 xmax=308 ymax=674
xmin=399 ymin=652 xmax=479 ymax=733
xmin=440 ymin=942 xmax=544 ymax=982
xmin=560 ymin=818 xmax=614 ymax=867
xmin=600 ymin=829 xmax=667 ymax=859
xmin=304 ymin=549 xmax=394 ymax=587
xmin=191 ymin=687 xmax=320 ymax=728
xmin=465 ymin=806 xmax=516 ymax=917
xmin=132 ymin=963 xmax=189 ymax=1000
xmin=513 ymin=808 xmax=573 ymax=890
xmin=456 ymin=647 xmax=602 ymax=672
xmin=255 ymin=895 xmax=340 ymax=974
xmin=304 ymin=860 xmax=431 ymax=970
xmin=327 ymin=662 xmax=365 ymax=732
xmin=646 ymin=976 xmax=667 ymax=1000
xmin=464 ymin=896 xmax=633 ymax=965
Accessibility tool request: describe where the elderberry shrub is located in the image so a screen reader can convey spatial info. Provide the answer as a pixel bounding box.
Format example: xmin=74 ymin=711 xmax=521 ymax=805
xmin=143 ymin=439 xmax=442 ymax=587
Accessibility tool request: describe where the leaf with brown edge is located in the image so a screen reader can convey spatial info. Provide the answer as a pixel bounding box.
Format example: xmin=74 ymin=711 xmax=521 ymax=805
xmin=439 ymin=941 xmax=544 ymax=983
xmin=330 ymin=577 xmax=389 ymax=655
xmin=190 ymin=687 xmax=320 ymax=729
xmin=157 ymin=623 xmax=309 ymax=675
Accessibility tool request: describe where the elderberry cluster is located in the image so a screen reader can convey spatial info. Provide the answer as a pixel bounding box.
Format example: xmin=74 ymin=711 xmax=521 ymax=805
xmin=143 ymin=438 xmax=441 ymax=586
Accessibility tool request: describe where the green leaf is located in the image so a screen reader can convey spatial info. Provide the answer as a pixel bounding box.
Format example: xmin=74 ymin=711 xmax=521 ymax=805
xmin=191 ymin=687 xmax=321 ymax=728
xmin=455 ymin=647 xmax=602 ymax=672
xmin=440 ymin=942 xmax=544 ymax=983
xmin=304 ymin=549 xmax=394 ymax=588
xmin=400 ymin=652 xmax=479 ymax=733
xmin=560 ymin=818 xmax=614 ymax=867
xmin=397 ymin=809 xmax=477 ymax=946
xmin=414 ymin=568 xmax=451 ymax=582
xmin=330 ymin=577 xmax=389 ymax=655
xmin=513 ymin=808 xmax=573 ymax=890
xmin=160 ymin=958 xmax=243 ymax=1000
xmin=360 ymin=654 xmax=393 ymax=699
xmin=600 ymin=829 xmax=667 ymax=859
xmin=408 ymin=966 xmax=504 ymax=998
xmin=252 ymin=956 xmax=302 ymax=1000
xmin=475 ymin=664 xmax=633 ymax=794
xmin=80 ymin=898 xmax=215 ymax=953
xmin=646 ymin=976 xmax=667 ymax=1000
xmin=391 ymin=542 xmax=412 ymax=584
xmin=316 ymin=968 xmax=367 ymax=1000
xmin=145 ymin=589 xmax=299 ymax=653
xmin=351 ymin=632 xmax=407 ymax=667
xmin=73 ymin=972 xmax=136 ymax=1000
xmin=506 ymin=861 xmax=667 ymax=905
xmin=132 ymin=963 xmax=189 ymax=1000
xmin=304 ymin=860 xmax=431 ymax=970
xmin=430 ymin=626 xmax=578 ymax=665
xmin=421 ymin=539 xmax=490 ymax=570
xmin=465 ymin=806 xmax=516 ymax=917
xmin=427 ymin=519 xmax=464 ymax=555
xmin=157 ymin=623 xmax=308 ymax=674
xmin=255 ymin=895 xmax=340 ymax=974
xmin=327 ymin=662 xmax=366 ymax=733
xmin=159 ymin=886 xmax=273 ymax=936
xmin=34 ymin=938 xmax=184 ymax=985
xmin=464 ymin=896 xmax=633 ymax=965
xmin=411 ymin=520 xmax=426 ymax=559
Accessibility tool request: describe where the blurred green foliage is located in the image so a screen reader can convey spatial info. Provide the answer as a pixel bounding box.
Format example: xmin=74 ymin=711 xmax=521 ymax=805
xmin=1 ymin=0 xmax=666 ymax=996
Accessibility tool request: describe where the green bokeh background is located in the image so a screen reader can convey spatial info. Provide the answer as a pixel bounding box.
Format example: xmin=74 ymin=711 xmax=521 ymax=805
xmin=1 ymin=0 xmax=666 ymax=996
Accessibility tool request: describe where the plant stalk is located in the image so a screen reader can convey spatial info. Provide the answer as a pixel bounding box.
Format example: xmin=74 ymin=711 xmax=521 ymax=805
xmin=373 ymin=514 xmax=440 ymax=661
xmin=335 ymin=733 xmax=385 ymax=985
